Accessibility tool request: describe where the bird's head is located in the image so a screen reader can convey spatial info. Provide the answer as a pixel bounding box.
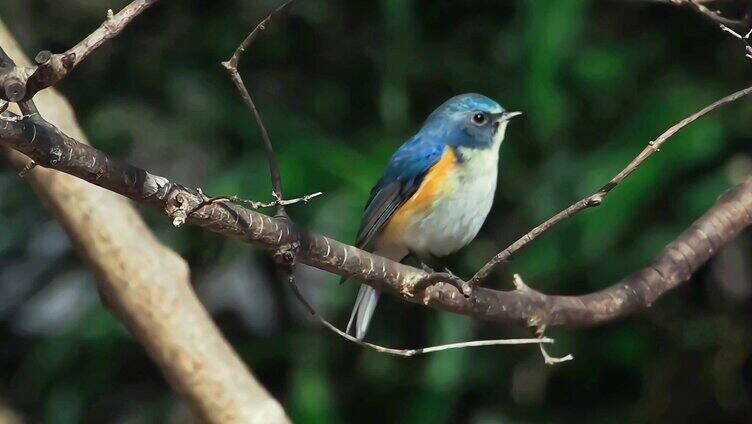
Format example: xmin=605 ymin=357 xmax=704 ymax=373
xmin=421 ymin=93 xmax=521 ymax=150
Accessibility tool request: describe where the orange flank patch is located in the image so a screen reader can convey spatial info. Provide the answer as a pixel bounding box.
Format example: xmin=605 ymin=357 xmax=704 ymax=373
xmin=379 ymin=148 xmax=457 ymax=245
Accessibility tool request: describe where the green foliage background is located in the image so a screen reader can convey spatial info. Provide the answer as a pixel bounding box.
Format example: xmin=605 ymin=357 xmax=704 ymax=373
xmin=1 ymin=0 xmax=752 ymax=422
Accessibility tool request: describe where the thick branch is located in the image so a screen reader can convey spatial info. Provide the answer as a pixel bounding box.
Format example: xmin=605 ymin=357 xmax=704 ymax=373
xmin=0 ymin=21 xmax=289 ymax=424
xmin=0 ymin=0 xmax=158 ymax=102
xmin=2 ymin=108 xmax=751 ymax=329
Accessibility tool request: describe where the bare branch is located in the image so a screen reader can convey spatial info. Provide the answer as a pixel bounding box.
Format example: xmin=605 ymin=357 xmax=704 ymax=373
xmin=2 ymin=94 xmax=751 ymax=329
xmin=287 ymin=274 xmax=552 ymax=358
xmin=470 ymin=85 xmax=752 ymax=286
xmin=0 ymin=0 xmax=158 ymax=102
xmin=539 ymin=342 xmax=574 ymax=365
xmin=684 ymin=0 xmax=751 ymax=27
xmin=720 ymin=23 xmax=752 ymax=59
xmin=186 ymin=190 xmax=323 ymax=222
xmin=2 ymin=1 xmax=751 ymax=360
xmin=655 ymin=1 xmax=752 ymax=60
xmin=651 ymin=0 xmax=752 ymax=28
xmin=221 ymin=0 xmax=296 ymax=216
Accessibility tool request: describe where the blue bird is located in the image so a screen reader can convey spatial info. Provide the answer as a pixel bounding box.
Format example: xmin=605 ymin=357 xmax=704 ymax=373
xmin=346 ymin=93 xmax=521 ymax=340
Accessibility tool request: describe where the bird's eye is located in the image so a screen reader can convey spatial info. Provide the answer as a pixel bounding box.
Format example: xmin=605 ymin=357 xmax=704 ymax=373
xmin=471 ymin=112 xmax=487 ymax=125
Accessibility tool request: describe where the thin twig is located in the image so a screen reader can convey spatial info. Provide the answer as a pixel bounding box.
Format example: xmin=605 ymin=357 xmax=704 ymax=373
xmin=511 ymin=274 xmax=575 ymax=364
xmin=286 ymin=274 xmax=552 ymax=357
xmin=682 ymin=0 xmax=751 ymax=28
xmin=539 ymin=342 xmax=574 ymax=365
xmin=0 ymin=0 xmax=159 ymax=102
xmin=719 ymin=23 xmax=752 ymax=59
xmin=652 ymin=0 xmax=752 ymax=29
xmin=187 ymin=189 xmax=322 ymax=217
xmin=470 ymin=84 xmax=752 ymax=286
xmin=221 ymin=0 xmax=296 ymax=217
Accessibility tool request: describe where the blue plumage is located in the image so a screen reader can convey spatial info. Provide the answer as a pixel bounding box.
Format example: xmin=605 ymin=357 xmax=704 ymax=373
xmin=346 ymin=93 xmax=521 ymax=340
xmin=355 ymin=137 xmax=445 ymax=247
xmin=381 ymin=135 xmax=446 ymax=184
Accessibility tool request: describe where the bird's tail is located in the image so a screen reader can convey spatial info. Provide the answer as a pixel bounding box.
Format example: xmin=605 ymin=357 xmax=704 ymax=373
xmin=346 ymin=284 xmax=380 ymax=340
xmin=343 ymin=246 xmax=405 ymax=340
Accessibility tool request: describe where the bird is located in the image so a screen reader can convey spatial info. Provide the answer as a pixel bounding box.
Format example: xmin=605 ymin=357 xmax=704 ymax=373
xmin=345 ymin=93 xmax=521 ymax=340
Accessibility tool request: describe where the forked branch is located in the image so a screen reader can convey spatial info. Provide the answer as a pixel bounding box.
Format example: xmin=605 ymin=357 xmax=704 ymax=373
xmin=3 ymin=0 xmax=752 ymax=360
xmin=0 ymin=0 xmax=159 ymax=102
xmin=720 ymin=24 xmax=752 ymax=59
xmin=221 ymin=0 xmax=296 ymax=216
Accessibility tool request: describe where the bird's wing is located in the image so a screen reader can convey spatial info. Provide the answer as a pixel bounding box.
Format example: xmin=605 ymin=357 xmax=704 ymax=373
xmin=355 ymin=136 xmax=446 ymax=248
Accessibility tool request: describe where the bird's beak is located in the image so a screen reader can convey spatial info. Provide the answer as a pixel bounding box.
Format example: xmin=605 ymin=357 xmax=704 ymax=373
xmin=499 ymin=111 xmax=522 ymax=121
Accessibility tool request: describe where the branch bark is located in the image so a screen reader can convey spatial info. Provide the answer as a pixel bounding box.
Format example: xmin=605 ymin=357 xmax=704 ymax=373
xmin=2 ymin=92 xmax=750 ymax=329
xmin=0 ymin=20 xmax=289 ymax=424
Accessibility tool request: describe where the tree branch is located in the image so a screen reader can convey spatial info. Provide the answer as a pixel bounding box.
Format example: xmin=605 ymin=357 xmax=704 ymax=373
xmin=649 ymin=0 xmax=752 ymax=28
xmin=221 ymin=0 xmax=295 ymax=216
xmin=217 ymin=1 xmax=553 ymax=356
xmin=0 ymin=0 xmax=158 ymax=102
xmin=3 ymin=0 xmax=750 ymax=365
xmin=0 ymin=20 xmax=289 ymax=424
xmin=719 ymin=24 xmax=752 ymax=59
xmin=287 ymin=276 xmax=554 ymax=357
xmin=2 ymin=97 xmax=751 ymax=329
xmin=683 ymin=0 xmax=751 ymax=28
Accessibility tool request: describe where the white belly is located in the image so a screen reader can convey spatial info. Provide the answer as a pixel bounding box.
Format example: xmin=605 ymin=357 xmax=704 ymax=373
xmin=402 ymin=146 xmax=499 ymax=257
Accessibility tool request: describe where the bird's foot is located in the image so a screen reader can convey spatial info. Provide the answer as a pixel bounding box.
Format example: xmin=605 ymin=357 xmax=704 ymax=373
xmin=442 ymin=267 xmax=457 ymax=278
xmin=420 ymin=262 xmax=436 ymax=274
xmin=416 ymin=264 xmax=472 ymax=298
xmin=420 ymin=263 xmax=456 ymax=275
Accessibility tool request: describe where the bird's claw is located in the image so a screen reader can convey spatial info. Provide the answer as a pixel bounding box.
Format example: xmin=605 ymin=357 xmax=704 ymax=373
xmin=416 ymin=265 xmax=472 ymax=298
xmin=420 ymin=263 xmax=436 ymax=274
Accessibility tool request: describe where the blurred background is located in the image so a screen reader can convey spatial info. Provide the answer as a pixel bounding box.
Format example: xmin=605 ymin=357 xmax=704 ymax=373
xmin=1 ymin=0 xmax=752 ymax=422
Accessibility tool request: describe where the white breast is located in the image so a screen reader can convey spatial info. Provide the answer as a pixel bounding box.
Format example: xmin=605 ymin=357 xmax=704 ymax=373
xmin=401 ymin=122 xmax=508 ymax=257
